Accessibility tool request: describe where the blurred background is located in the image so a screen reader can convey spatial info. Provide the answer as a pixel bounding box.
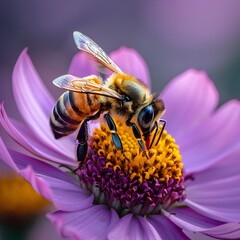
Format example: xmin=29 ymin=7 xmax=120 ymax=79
xmin=0 ymin=1 xmax=240 ymax=239
xmin=1 ymin=0 xmax=240 ymax=120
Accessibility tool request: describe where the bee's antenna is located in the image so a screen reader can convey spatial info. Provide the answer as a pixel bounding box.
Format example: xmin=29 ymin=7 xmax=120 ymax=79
xmin=148 ymin=119 xmax=167 ymax=149
xmin=152 ymin=92 xmax=161 ymax=100
xmin=149 ymin=121 xmax=158 ymax=149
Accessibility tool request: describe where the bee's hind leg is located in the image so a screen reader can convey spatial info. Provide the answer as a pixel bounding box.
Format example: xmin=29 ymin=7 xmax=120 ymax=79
xmin=58 ymin=119 xmax=90 ymax=175
xmin=76 ymin=118 xmax=89 ymax=163
xmin=76 ymin=110 xmax=102 ymax=164
xmin=57 ymin=111 xmax=102 ymax=174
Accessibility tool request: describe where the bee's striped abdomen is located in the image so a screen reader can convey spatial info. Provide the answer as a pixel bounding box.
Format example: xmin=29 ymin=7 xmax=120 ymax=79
xmin=50 ymin=91 xmax=101 ymax=139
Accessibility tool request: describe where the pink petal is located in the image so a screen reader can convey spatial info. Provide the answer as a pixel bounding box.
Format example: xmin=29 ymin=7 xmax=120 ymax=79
xmin=0 ymin=139 xmax=93 ymax=211
xmin=185 ymin=143 xmax=240 ymax=222
xmin=148 ymin=215 xmax=190 ymax=240
xmin=160 ymin=69 xmax=218 ymax=144
xmin=181 ymin=100 xmax=240 ymax=173
xmin=108 ymin=214 xmax=161 ymax=240
xmin=0 ymin=103 xmax=76 ymax=166
xmin=110 ymin=47 xmax=151 ymax=87
xmin=68 ymin=52 xmax=98 ymax=77
xmin=164 ymin=207 xmax=240 ymax=239
xmin=12 ymin=49 xmax=74 ymax=158
xmin=47 ymin=205 xmax=119 ymax=240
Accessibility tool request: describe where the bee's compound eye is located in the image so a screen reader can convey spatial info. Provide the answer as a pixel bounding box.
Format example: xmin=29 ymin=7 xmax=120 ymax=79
xmin=138 ymin=105 xmax=154 ymax=129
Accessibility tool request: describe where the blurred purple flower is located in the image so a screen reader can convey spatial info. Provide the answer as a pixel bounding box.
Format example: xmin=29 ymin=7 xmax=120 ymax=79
xmin=0 ymin=160 xmax=63 ymax=240
xmin=0 ymin=47 xmax=240 ymax=240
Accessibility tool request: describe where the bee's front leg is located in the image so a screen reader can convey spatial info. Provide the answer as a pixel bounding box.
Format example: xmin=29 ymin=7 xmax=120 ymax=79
xmin=104 ymin=114 xmax=123 ymax=150
xmin=126 ymin=120 xmax=146 ymax=151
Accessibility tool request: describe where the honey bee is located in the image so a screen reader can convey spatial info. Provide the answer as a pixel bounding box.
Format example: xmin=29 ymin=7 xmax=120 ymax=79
xmin=50 ymin=31 xmax=166 ymax=162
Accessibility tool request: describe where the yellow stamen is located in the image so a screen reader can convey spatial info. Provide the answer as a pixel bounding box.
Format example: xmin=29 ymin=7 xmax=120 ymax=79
xmin=0 ymin=174 xmax=50 ymax=217
xmin=92 ymin=121 xmax=183 ymax=183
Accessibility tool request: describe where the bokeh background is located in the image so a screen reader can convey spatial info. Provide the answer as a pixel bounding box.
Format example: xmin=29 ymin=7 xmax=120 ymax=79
xmin=0 ymin=1 xmax=240 ymax=239
xmin=1 ymin=0 xmax=240 ymax=120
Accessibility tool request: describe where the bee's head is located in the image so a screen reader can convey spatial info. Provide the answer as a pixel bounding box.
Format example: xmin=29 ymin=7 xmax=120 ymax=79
xmin=137 ymin=97 xmax=165 ymax=143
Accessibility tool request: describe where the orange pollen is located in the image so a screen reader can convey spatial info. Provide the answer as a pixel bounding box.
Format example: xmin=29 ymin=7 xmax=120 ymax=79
xmin=91 ymin=121 xmax=183 ymax=183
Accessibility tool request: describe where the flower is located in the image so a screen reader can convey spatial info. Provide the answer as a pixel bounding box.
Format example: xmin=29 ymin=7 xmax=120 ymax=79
xmin=0 ymin=160 xmax=63 ymax=240
xmin=0 ymin=170 xmax=49 ymax=219
xmin=0 ymin=46 xmax=240 ymax=240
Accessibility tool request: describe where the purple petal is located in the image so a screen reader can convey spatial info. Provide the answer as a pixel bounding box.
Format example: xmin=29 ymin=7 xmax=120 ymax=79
xmin=0 ymin=139 xmax=93 ymax=211
xmin=88 ymin=120 xmax=100 ymax=136
xmin=185 ymin=143 xmax=240 ymax=222
xmin=0 ymin=103 xmax=76 ymax=166
xmin=181 ymin=100 xmax=240 ymax=173
xmin=108 ymin=214 xmax=161 ymax=240
xmin=184 ymin=229 xmax=240 ymax=240
xmin=48 ymin=205 xmax=119 ymax=240
xmin=160 ymin=69 xmax=218 ymax=144
xmin=110 ymin=47 xmax=151 ymax=87
xmin=164 ymin=207 xmax=240 ymax=239
xmin=183 ymin=232 xmax=219 ymax=240
xmin=148 ymin=215 xmax=190 ymax=240
xmin=68 ymin=52 xmax=98 ymax=77
xmin=203 ymin=224 xmax=240 ymax=239
xmin=12 ymin=49 xmax=75 ymax=158
xmin=163 ymin=207 xmax=223 ymax=231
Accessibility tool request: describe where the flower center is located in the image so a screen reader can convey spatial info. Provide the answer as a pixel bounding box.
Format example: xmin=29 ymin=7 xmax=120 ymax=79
xmin=76 ymin=121 xmax=186 ymax=216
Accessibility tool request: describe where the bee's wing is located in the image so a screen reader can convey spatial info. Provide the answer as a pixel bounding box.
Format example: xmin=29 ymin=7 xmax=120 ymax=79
xmin=73 ymin=31 xmax=123 ymax=74
xmin=53 ymin=74 xmax=122 ymax=100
